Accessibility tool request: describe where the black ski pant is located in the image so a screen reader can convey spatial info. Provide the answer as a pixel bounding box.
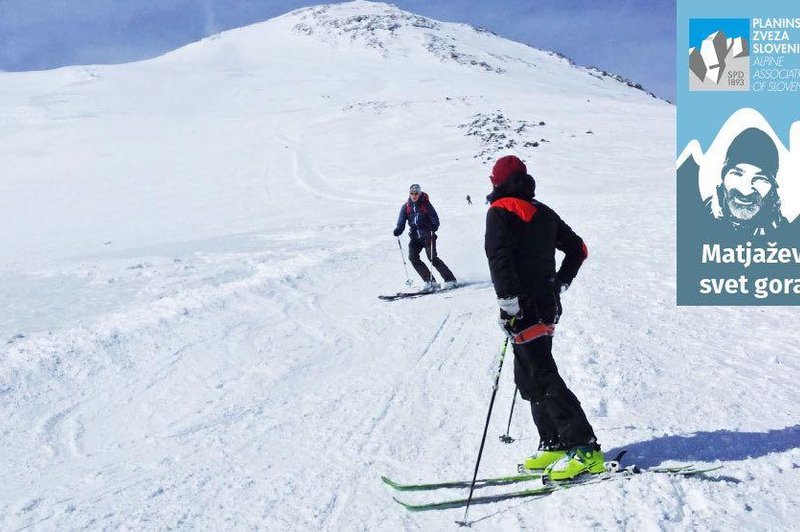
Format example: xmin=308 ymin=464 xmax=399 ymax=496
xmin=512 ymin=335 xmax=596 ymax=450
xmin=408 ymin=237 xmax=456 ymax=283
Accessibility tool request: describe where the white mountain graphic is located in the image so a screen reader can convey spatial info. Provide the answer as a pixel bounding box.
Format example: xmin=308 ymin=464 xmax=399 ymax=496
xmin=688 ymin=30 xmax=749 ymax=88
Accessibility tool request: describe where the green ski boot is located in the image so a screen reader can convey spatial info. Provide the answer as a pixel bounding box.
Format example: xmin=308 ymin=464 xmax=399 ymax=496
xmin=520 ymin=449 xmax=567 ymax=471
xmin=544 ymin=445 xmax=605 ymax=481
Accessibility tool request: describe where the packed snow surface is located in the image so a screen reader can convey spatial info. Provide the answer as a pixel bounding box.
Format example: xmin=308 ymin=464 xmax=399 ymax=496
xmin=1 ymin=1 xmax=798 ymax=529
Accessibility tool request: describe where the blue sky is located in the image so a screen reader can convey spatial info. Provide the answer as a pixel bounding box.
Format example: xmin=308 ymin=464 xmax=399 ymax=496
xmin=688 ymin=18 xmax=749 ymax=50
xmin=0 ymin=0 xmax=676 ymax=100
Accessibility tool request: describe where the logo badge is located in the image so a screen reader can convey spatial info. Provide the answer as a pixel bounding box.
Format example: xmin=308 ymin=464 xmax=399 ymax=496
xmin=689 ymin=19 xmax=750 ymax=91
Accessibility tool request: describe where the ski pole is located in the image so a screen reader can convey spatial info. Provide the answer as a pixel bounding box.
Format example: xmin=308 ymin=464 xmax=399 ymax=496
xmin=457 ymin=329 xmax=513 ymax=527
xmin=499 ymin=386 xmax=518 ymax=444
xmin=427 ymin=232 xmax=436 ymax=283
xmin=396 ymin=237 xmax=413 ymax=286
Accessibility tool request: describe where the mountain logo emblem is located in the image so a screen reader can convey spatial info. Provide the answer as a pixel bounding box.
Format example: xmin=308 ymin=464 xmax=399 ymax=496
xmin=688 ymin=19 xmax=750 ymax=91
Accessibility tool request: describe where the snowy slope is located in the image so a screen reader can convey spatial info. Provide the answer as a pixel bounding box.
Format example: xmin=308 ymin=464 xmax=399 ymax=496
xmin=1 ymin=1 xmax=798 ymax=529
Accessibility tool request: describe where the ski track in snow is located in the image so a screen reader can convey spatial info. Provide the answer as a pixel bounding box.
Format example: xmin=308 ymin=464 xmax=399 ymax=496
xmin=2 ymin=2 xmax=800 ymax=529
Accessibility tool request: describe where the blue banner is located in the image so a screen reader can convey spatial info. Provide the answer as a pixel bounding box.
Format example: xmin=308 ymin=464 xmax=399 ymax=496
xmin=677 ymin=1 xmax=800 ymax=305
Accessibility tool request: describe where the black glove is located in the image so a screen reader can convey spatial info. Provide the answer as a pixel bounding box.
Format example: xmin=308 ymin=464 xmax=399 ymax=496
xmin=393 ymin=227 xmax=403 ymax=237
xmin=551 ymin=277 xmax=570 ymax=294
xmin=550 ymin=278 xmax=567 ymax=324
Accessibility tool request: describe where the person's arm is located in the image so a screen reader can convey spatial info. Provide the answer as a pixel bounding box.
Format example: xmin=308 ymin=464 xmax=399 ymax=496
xmin=393 ymin=206 xmax=407 ymax=236
xmin=485 ymin=208 xmax=520 ymax=299
xmin=554 ymin=215 xmax=588 ymax=287
xmin=427 ymin=202 xmax=440 ymax=232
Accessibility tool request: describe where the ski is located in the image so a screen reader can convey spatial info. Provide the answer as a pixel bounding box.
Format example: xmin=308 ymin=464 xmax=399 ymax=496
xmin=379 ymin=290 xmax=437 ymax=301
xmin=382 ymin=450 xmax=626 ymax=493
xmin=392 ymin=465 xmax=723 ymax=512
xmin=394 ymin=483 xmax=556 ymax=512
xmin=381 ymin=472 xmax=544 ymax=492
xmin=379 ymin=282 xmax=472 ymax=301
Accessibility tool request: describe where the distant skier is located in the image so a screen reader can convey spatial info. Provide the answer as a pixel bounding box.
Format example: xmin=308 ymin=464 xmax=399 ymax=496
xmin=393 ymin=184 xmax=457 ymax=290
xmin=484 ymin=155 xmax=603 ymax=480
xmin=466 ymin=194 xmax=472 ymax=205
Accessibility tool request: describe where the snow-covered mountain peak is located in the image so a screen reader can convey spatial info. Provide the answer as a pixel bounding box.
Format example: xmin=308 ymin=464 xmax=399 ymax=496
xmin=289 ymin=1 xmax=438 ymax=40
xmin=282 ymin=1 xmax=507 ymax=72
xmin=290 ymin=0 xmax=440 ymax=37
xmin=163 ymin=1 xmax=660 ymax=97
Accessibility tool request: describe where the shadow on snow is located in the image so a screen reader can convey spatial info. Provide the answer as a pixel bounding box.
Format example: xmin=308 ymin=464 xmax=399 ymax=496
xmin=607 ymin=424 xmax=800 ymax=468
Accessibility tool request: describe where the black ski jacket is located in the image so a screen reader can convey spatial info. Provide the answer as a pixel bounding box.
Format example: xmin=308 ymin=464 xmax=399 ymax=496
xmin=485 ymin=185 xmax=587 ymax=322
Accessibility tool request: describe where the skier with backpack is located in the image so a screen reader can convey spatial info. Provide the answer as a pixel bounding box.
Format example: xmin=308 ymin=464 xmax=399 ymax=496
xmin=484 ymin=155 xmax=603 ymax=480
xmin=393 ymin=184 xmax=457 ymax=290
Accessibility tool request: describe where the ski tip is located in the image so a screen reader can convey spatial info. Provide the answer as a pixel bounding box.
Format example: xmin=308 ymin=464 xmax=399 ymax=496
xmin=455 ymin=520 xmax=473 ymax=527
xmin=646 ymin=463 xmax=723 ymax=476
xmin=391 ymin=496 xmax=407 ymax=505
xmin=684 ymin=465 xmax=724 ymax=475
xmin=392 ymin=496 xmax=424 ymax=512
xmin=380 ymin=475 xmax=397 ymax=487
xmin=611 ymin=449 xmax=628 ymax=463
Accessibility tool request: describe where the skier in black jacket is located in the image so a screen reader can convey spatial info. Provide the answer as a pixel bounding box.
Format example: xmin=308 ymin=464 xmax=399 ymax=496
xmin=393 ymin=184 xmax=457 ymax=290
xmin=484 ymin=155 xmax=603 ymax=481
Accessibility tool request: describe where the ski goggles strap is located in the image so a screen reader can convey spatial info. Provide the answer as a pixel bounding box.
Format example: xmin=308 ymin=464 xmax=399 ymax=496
xmin=512 ymin=323 xmax=555 ymax=344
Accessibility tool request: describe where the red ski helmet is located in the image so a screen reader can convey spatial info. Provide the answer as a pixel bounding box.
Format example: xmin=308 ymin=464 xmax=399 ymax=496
xmin=490 ymin=155 xmax=527 ymax=187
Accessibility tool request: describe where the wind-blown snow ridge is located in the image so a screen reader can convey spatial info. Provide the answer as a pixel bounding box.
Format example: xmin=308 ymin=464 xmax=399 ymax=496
xmin=586 ymin=66 xmax=663 ymax=100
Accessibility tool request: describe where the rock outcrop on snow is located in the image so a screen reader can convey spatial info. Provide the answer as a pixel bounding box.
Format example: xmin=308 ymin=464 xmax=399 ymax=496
xmin=459 ymin=113 xmax=547 ymax=160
